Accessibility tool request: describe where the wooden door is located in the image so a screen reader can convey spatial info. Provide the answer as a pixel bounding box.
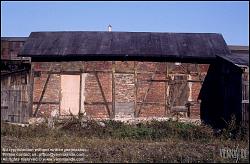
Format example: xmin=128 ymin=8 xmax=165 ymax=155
xmin=60 ymin=75 xmax=80 ymax=115
xmin=168 ymin=75 xmax=189 ymax=109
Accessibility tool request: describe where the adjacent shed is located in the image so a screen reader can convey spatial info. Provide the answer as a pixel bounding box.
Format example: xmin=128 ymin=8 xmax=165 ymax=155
xmin=1 ymin=37 xmax=31 ymax=123
xmin=199 ymin=53 xmax=249 ymax=128
xmin=16 ymin=31 xmax=232 ymax=122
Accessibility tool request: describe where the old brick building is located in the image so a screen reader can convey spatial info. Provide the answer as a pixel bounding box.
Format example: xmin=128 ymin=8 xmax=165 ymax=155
xmin=1 ymin=32 xmax=249 ymax=122
xmin=17 ymin=31 xmax=231 ymax=121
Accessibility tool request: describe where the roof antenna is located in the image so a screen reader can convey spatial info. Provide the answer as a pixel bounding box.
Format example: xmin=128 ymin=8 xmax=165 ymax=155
xmin=108 ymin=24 xmax=112 ymax=32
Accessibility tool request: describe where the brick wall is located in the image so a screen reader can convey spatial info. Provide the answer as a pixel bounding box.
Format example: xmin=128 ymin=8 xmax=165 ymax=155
xmin=85 ymin=72 xmax=112 ymax=118
xmin=32 ymin=61 xmax=209 ymax=119
xmin=1 ymin=40 xmax=26 ymax=60
xmin=33 ymin=72 xmax=60 ymax=117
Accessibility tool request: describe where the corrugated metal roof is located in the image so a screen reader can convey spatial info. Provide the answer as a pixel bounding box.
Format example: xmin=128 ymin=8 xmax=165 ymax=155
xmin=19 ymin=31 xmax=231 ymax=61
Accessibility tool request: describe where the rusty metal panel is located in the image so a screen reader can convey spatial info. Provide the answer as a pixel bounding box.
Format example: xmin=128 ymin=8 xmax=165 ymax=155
xmin=60 ymin=75 xmax=80 ymax=115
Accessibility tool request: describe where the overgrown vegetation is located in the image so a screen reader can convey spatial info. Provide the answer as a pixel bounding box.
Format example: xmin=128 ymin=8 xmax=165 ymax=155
xmin=1 ymin=117 xmax=249 ymax=163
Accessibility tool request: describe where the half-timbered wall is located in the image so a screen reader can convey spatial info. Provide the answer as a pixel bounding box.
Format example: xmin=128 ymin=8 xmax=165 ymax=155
xmin=31 ymin=61 xmax=209 ymax=119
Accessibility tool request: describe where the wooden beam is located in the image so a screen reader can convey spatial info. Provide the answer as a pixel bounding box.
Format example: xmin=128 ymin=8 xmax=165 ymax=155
xmin=146 ymin=79 xmax=204 ymax=83
xmin=95 ymin=72 xmax=111 ymax=118
xmin=28 ymin=64 xmax=34 ymax=117
xmin=114 ymin=71 xmax=134 ymax=74
xmin=112 ymin=61 xmax=115 ymax=118
xmin=137 ymin=102 xmax=165 ymax=106
xmin=33 ymin=101 xmax=60 ymax=105
xmin=59 ymin=74 xmax=62 ymax=116
xmin=37 ymin=70 xmax=187 ymax=75
xmin=79 ymin=73 xmax=82 ymax=115
xmin=33 ymin=73 xmax=51 ymax=117
xmin=196 ymin=64 xmax=203 ymax=82
xmin=134 ymin=61 xmax=138 ymax=117
xmin=165 ymin=62 xmax=168 ymax=116
xmin=84 ymin=102 xmax=112 ymax=105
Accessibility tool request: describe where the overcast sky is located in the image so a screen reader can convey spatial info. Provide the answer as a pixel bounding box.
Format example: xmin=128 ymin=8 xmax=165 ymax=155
xmin=1 ymin=1 xmax=249 ymax=45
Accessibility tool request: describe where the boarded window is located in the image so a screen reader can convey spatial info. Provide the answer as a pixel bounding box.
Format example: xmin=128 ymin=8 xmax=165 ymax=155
xmin=60 ymin=75 xmax=80 ymax=115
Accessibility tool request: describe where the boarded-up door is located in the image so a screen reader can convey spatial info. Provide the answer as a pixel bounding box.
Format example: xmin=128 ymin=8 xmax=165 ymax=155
xmin=115 ymin=73 xmax=135 ymax=118
xmin=1 ymin=90 xmax=29 ymax=123
xmin=1 ymin=90 xmax=21 ymax=122
xmin=60 ymin=75 xmax=80 ymax=115
xmin=168 ymin=75 xmax=189 ymax=109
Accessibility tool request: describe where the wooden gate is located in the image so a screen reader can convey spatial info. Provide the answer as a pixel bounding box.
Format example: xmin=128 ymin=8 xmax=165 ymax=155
xmin=1 ymin=89 xmax=29 ymax=123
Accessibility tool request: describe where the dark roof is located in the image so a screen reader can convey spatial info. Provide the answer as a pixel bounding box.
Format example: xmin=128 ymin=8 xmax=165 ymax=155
xmin=228 ymin=45 xmax=249 ymax=51
xmin=228 ymin=45 xmax=249 ymax=54
xmin=1 ymin=37 xmax=28 ymax=42
xmin=19 ymin=31 xmax=231 ymax=62
xmin=217 ymin=53 xmax=249 ymax=67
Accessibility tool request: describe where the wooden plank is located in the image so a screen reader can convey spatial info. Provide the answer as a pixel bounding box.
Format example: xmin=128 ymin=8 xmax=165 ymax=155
xmin=197 ymin=64 xmax=203 ymax=82
xmin=37 ymin=70 xmax=185 ymax=75
xmin=79 ymin=61 xmax=84 ymax=114
xmin=134 ymin=61 xmax=138 ymax=117
xmin=165 ymin=62 xmax=168 ymax=115
xmin=33 ymin=102 xmax=60 ymax=105
xmin=59 ymin=74 xmax=61 ymax=116
xmin=137 ymin=102 xmax=165 ymax=106
xmin=147 ymin=79 xmax=203 ymax=83
xmin=28 ymin=63 xmax=34 ymax=117
xmin=79 ymin=73 xmax=82 ymax=114
xmin=112 ymin=61 xmax=115 ymax=118
xmin=170 ymin=81 xmax=188 ymax=109
xmin=84 ymin=102 xmax=112 ymax=105
xmin=33 ymin=73 xmax=51 ymax=117
xmin=114 ymin=71 xmax=135 ymax=74
xmin=95 ymin=72 xmax=111 ymax=118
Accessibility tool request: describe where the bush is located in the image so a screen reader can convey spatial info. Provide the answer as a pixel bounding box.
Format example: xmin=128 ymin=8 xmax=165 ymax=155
xmin=1 ymin=118 xmax=247 ymax=142
xmin=1 ymin=122 xmax=51 ymax=138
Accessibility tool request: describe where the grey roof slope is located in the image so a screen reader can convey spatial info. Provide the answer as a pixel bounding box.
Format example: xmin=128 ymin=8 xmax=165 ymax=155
xmin=1 ymin=37 xmax=28 ymax=42
xmin=19 ymin=31 xmax=231 ymax=61
xmin=217 ymin=53 xmax=249 ymax=67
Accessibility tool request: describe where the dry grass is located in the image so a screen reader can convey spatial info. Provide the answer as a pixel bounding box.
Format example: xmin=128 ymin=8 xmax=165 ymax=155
xmin=1 ymin=119 xmax=249 ymax=163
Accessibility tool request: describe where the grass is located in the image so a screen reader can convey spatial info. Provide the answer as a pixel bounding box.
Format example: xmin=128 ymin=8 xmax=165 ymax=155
xmin=1 ymin=118 xmax=249 ymax=163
